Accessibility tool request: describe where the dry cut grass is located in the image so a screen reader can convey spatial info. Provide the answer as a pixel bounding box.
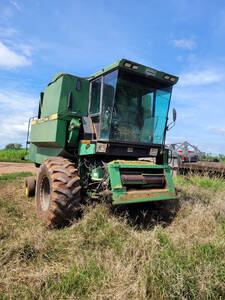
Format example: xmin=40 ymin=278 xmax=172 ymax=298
xmin=0 ymin=174 xmax=224 ymax=299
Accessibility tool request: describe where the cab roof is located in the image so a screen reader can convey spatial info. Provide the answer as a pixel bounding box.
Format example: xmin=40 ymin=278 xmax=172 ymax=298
xmin=91 ymin=58 xmax=179 ymax=85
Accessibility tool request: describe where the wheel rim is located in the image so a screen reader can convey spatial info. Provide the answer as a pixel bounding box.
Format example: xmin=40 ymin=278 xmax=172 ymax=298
xmin=40 ymin=176 xmax=50 ymax=211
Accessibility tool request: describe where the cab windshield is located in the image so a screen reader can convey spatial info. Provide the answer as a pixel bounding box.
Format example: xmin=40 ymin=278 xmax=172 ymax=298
xmin=90 ymin=69 xmax=172 ymax=145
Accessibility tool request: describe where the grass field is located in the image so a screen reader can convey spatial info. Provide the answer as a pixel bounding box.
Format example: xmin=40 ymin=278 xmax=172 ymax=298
xmin=0 ymin=173 xmax=224 ymax=299
xmin=0 ymin=149 xmax=28 ymax=162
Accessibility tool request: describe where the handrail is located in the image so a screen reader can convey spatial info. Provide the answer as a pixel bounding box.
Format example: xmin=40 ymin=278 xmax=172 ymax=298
xmin=25 ymin=116 xmax=37 ymax=154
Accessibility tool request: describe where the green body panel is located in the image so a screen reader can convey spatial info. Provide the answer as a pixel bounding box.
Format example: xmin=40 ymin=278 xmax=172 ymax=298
xmin=40 ymin=76 xmax=63 ymax=117
xmin=29 ymin=143 xmax=64 ymax=164
xmin=30 ymin=119 xmax=66 ymax=147
xmin=78 ymin=143 xmax=96 ymax=156
xmin=29 ymin=73 xmax=90 ymax=163
xmin=41 ymin=74 xmax=89 ymax=118
xmin=90 ymin=168 xmax=105 ymax=180
xmin=58 ymin=75 xmax=89 ymax=117
xmin=107 ymin=160 xmax=176 ymax=205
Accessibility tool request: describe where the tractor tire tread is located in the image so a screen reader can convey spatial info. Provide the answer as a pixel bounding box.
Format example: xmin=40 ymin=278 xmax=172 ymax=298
xmin=54 ymin=187 xmax=72 ymax=198
xmin=53 ymin=176 xmax=68 ymax=184
xmin=67 ymin=177 xmax=80 ymax=189
xmin=51 ymin=168 xmax=71 ymax=177
xmin=35 ymin=156 xmax=81 ymax=228
xmin=64 ymin=162 xmax=76 ymax=168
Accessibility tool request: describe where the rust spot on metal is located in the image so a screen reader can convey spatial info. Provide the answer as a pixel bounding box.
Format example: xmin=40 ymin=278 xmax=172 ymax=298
xmin=118 ymin=189 xmax=175 ymax=201
xmin=108 ymin=160 xmax=155 ymax=166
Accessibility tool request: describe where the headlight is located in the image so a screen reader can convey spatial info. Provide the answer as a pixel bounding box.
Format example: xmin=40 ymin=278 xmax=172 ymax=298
xmin=96 ymin=143 xmax=107 ymax=153
xmin=149 ymin=148 xmax=158 ymax=156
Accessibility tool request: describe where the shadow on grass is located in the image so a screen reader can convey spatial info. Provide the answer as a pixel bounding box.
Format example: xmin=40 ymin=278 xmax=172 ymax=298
xmin=111 ymin=199 xmax=180 ymax=230
xmin=50 ymin=196 xmax=181 ymax=231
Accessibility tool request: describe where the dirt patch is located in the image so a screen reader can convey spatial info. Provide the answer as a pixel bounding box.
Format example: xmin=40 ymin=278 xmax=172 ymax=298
xmin=0 ymin=162 xmax=38 ymax=176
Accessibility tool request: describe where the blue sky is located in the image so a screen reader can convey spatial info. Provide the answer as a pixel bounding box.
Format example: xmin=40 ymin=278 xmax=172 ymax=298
xmin=0 ymin=0 xmax=225 ymax=154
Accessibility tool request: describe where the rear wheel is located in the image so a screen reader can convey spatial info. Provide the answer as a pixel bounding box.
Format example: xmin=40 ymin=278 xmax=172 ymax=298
xmin=25 ymin=176 xmax=36 ymax=197
xmin=35 ymin=157 xmax=81 ymax=227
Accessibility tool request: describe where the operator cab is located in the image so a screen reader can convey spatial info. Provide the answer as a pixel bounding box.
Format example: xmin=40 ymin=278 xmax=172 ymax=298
xmin=86 ymin=61 xmax=177 ymax=158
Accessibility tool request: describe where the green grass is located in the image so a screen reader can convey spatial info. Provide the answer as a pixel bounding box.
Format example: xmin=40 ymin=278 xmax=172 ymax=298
xmin=0 ymin=172 xmax=33 ymax=183
xmin=0 ymin=149 xmax=28 ymax=162
xmin=0 ymin=174 xmax=224 ymax=299
xmin=174 ymin=174 xmax=225 ymax=192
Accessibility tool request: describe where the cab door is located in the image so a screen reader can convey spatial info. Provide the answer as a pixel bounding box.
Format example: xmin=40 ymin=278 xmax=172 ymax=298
xmin=89 ymin=77 xmax=102 ymax=139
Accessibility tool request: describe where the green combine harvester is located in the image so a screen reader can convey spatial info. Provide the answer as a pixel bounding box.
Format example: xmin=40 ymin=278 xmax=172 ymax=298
xmin=25 ymin=59 xmax=178 ymax=227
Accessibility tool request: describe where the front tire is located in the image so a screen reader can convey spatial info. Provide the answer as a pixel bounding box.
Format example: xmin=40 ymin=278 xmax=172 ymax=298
xmin=35 ymin=157 xmax=81 ymax=227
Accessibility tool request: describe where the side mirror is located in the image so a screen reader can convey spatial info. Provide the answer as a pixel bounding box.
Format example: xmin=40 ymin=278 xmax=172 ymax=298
xmin=167 ymin=108 xmax=177 ymax=131
xmin=173 ymin=108 xmax=177 ymax=122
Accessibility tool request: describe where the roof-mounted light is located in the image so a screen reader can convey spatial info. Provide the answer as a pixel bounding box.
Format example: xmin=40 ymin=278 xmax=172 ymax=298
xmin=132 ymin=65 xmax=138 ymax=70
xmin=170 ymin=77 xmax=176 ymax=82
xmin=124 ymin=62 xmax=132 ymax=68
xmin=164 ymin=75 xmax=170 ymax=80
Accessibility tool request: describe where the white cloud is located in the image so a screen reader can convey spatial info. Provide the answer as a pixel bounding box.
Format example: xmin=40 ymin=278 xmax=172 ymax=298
xmin=0 ymin=90 xmax=36 ymax=112
xmin=0 ymin=41 xmax=31 ymax=69
xmin=0 ymin=27 xmax=34 ymax=58
xmin=17 ymin=44 xmax=33 ymax=57
xmin=0 ymin=117 xmax=28 ymax=138
xmin=9 ymin=0 xmax=21 ymax=12
xmin=167 ymin=68 xmax=225 ymax=155
xmin=210 ymin=128 xmax=225 ymax=137
xmin=0 ymin=27 xmax=18 ymax=38
xmin=0 ymin=89 xmax=38 ymax=148
xmin=172 ymin=38 xmax=196 ymax=50
xmin=179 ymin=69 xmax=223 ymax=87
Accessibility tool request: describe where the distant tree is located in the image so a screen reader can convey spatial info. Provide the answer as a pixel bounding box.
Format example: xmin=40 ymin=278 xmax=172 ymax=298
xmin=219 ymin=154 xmax=225 ymax=160
xmin=199 ymin=153 xmax=225 ymax=163
xmin=4 ymin=143 xmax=22 ymax=150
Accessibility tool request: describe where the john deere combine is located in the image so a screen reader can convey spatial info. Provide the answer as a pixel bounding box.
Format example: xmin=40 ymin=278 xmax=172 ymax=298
xmin=25 ymin=59 xmax=178 ymax=227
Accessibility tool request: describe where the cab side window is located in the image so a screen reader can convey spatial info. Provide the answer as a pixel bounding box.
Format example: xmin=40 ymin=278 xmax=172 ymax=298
xmin=90 ymin=78 xmax=101 ymax=115
xmin=38 ymin=92 xmax=44 ymax=119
